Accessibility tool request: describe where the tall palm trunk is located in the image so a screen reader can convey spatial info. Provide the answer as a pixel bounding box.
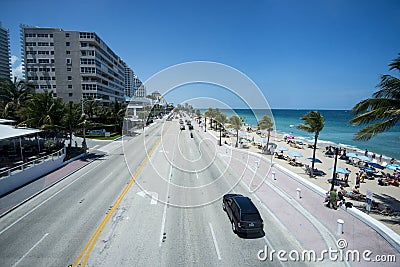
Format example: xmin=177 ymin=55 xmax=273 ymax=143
xmin=266 ymin=130 xmax=271 ymax=149
xmin=311 ymin=134 xmax=318 ymax=177
xmin=236 ymin=129 xmax=239 ymax=147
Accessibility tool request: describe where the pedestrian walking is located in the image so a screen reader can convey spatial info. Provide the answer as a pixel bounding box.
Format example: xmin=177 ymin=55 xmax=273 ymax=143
xmin=329 ymin=188 xmax=338 ymax=210
xmin=355 ymin=172 xmax=360 ymax=186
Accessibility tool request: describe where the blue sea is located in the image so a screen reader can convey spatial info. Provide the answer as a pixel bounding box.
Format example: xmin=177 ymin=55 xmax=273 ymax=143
xmin=201 ymin=109 xmax=400 ymax=160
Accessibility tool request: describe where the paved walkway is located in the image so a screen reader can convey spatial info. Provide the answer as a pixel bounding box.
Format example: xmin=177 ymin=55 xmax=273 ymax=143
xmin=201 ymin=127 xmax=399 ymax=266
xmin=0 ymin=153 xmax=98 ymax=217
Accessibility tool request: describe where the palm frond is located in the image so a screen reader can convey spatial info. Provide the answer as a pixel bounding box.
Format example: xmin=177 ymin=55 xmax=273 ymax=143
xmin=296 ymin=124 xmax=313 ymax=133
xmin=354 ymin=118 xmax=399 ymax=141
xmin=374 ymin=75 xmax=400 ymax=98
xmin=388 ymin=54 xmax=400 ymax=71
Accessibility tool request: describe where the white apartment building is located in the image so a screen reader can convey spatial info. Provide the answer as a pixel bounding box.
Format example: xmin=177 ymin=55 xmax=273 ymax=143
xmin=20 ymin=25 xmax=132 ymax=104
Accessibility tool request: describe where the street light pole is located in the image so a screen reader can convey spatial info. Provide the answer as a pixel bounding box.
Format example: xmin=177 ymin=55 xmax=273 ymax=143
xmin=81 ymin=97 xmax=87 ymax=153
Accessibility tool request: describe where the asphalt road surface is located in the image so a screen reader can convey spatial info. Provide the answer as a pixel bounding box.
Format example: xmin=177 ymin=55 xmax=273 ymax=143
xmin=0 ymin=118 xmax=312 ymax=266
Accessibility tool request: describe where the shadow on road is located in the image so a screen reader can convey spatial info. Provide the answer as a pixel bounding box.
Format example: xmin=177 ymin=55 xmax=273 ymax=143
xmin=236 ymin=230 xmax=265 ymax=239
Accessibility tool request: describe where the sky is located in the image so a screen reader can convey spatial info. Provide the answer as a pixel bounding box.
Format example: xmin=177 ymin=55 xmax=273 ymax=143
xmin=1 ymin=0 xmax=399 ymax=109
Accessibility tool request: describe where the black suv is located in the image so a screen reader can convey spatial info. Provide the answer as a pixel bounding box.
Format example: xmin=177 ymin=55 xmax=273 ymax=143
xmin=222 ymin=194 xmax=263 ymax=233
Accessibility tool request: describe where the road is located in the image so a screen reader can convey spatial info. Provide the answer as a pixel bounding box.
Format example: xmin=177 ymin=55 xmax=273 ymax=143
xmin=0 ymin=117 xmax=330 ymax=266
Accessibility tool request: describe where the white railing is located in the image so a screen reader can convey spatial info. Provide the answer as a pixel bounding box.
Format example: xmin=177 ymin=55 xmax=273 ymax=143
xmin=0 ymin=147 xmax=66 ymax=178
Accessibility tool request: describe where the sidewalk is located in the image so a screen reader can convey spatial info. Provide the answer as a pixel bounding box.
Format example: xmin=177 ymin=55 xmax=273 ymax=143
xmin=200 ymin=125 xmax=399 ymax=266
xmin=0 ymin=152 xmax=99 ymax=217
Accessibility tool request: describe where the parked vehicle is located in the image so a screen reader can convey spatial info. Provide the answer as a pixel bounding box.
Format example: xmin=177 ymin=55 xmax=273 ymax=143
xmin=222 ymin=194 xmax=263 ymax=233
xmin=180 ymin=125 xmax=185 ymax=130
xmin=188 ymin=125 xmax=194 ymax=130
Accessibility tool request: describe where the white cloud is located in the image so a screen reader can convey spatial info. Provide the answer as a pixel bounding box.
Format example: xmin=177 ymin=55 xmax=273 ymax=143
xmin=11 ymin=55 xmax=23 ymax=80
xmin=12 ymin=64 xmax=23 ymax=80
xmin=11 ymin=55 xmax=18 ymax=65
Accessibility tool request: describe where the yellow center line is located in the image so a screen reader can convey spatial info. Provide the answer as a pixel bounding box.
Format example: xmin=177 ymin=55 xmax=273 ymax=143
xmin=73 ymin=124 xmax=169 ymax=267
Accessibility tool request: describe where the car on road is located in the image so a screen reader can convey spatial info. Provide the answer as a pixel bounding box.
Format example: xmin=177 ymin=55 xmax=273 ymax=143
xmin=222 ymin=194 xmax=263 ymax=233
xmin=180 ymin=125 xmax=185 ymax=130
xmin=188 ymin=125 xmax=194 ymax=130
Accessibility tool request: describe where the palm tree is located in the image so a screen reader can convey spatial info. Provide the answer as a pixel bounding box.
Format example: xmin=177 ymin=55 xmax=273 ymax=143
xmin=258 ymin=115 xmax=274 ymax=149
xmin=18 ymin=91 xmax=64 ymax=130
xmin=195 ymin=109 xmax=201 ymax=124
xmin=0 ymin=77 xmax=34 ymax=120
xmin=229 ymin=115 xmax=242 ymax=147
xmin=61 ymin=102 xmax=83 ymax=149
xmin=110 ymin=100 xmax=126 ymax=132
xmin=204 ymin=108 xmax=214 ymax=132
xmin=297 ymin=111 xmax=325 ymax=177
xmin=214 ymin=110 xmax=227 ymax=146
xmin=350 ymin=53 xmax=400 ymax=140
xmin=83 ymin=97 xmax=101 ymax=120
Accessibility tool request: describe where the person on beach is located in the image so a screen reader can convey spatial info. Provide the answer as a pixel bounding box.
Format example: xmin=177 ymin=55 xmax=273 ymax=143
xmin=379 ymin=154 xmax=382 ymax=163
xmin=355 ymin=172 xmax=360 ymax=186
xmin=350 ymin=185 xmax=361 ymax=200
xmin=365 ymin=149 xmax=368 ymax=157
xmin=338 ymin=186 xmax=346 ymax=206
xmin=324 ymin=191 xmax=330 ymax=204
xmin=360 ymin=172 xmax=367 ymax=183
xmin=344 ymin=168 xmax=351 ymax=185
xmin=329 ymin=188 xmax=338 ymax=210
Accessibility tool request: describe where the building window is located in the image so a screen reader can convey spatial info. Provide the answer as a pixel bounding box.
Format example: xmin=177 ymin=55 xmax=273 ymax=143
xmin=67 ymin=67 xmax=72 ymax=71
xmin=52 ymin=77 xmax=56 ymax=80
xmin=66 ymin=50 xmax=71 ymax=55
xmin=68 ymin=85 xmax=72 ymax=89
xmin=52 ymin=85 xmax=56 ymax=89
xmin=51 ymin=59 xmax=54 ymax=63
xmin=38 ymin=59 xmax=49 ymax=64
xmin=69 ymin=93 xmax=73 ymax=97
xmin=68 ymin=76 xmax=72 ymax=81
xmin=66 ymin=58 xmax=72 ymax=65
xmin=51 ymin=51 xmax=54 ymax=55
xmin=25 ymin=42 xmax=36 ymax=46
xmin=53 ymin=93 xmax=57 ymax=97
xmin=66 ymin=33 xmax=70 ymax=37
xmin=66 ymin=42 xmax=70 ymax=46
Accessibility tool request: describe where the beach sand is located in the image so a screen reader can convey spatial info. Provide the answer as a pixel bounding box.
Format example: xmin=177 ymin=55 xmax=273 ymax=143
xmin=209 ymin=127 xmax=400 ymax=234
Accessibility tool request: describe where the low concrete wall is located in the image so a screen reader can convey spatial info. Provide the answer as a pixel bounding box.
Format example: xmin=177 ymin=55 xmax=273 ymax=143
xmin=0 ymin=151 xmax=66 ymax=197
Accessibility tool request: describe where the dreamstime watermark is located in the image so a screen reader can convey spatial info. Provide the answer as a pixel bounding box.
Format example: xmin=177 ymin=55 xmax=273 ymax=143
xmin=257 ymin=239 xmax=397 ymax=263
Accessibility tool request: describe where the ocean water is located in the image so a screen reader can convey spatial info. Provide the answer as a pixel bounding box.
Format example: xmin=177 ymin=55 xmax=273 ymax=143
xmin=201 ymin=109 xmax=400 ymax=160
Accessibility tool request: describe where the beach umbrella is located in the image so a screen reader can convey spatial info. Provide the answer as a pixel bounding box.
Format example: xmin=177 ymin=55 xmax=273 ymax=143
xmin=346 ymin=152 xmax=359 ymax=158
xmin=367 ymin=162 xmax=385 ymax=170
xmin=277 ymin=147 xmax=288 ymax=151
xmin=329 ymin=167 xmax=350 ymax=174
xmin=356 ymin=155 xmax=370 ymax=161
xmin=363 ymin=167 xmax=376 ymax=173
xmin=306 ymin=157 xmax=322 ymax=163
xmin=288 ymin=151 xmax=303 ymax=158
xmin=386 ymin=164 xmax=400 ymax=170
